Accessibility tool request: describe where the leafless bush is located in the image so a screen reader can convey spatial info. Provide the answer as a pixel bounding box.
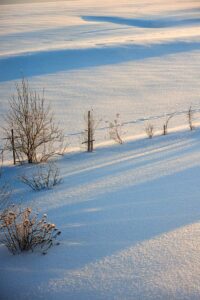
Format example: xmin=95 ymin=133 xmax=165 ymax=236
xmin=145 ymin=123 xmax=154 ymax=139
xmin=4 ymin=78 xmax=64 ymax=164
xmin=162 ymin=114 xmax=174 ymax=135
xmin=107 ymin=114 xmax=123 ymax=144
xmin=187 ymin=106 xmax=194 ymax=131
xmin=20 ymin=163 xmax=62 ymax=191
xmin=0 ymin=205 xmax=61 ymax=255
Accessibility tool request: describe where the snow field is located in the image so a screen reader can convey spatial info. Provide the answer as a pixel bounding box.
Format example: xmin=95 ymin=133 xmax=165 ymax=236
xmin=0 ymin=0 xmax=200 ymax=299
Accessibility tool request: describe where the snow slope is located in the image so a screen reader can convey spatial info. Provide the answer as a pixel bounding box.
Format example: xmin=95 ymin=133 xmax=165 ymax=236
xmin=0 ymin=0 xmax=200 ymax=146
xmin=1 ymin=0 xmax=200 ymax=299
xmin=1 ymin=129 xmax=200 ymax=299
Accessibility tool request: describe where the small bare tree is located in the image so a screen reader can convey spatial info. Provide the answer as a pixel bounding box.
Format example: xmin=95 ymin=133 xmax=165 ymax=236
xmin=145 ymin=123 xmax=154 ymax=139
xmin=163 ymin=114 xmax=174 ymax=135
xmin=4 ymin=78 xmax=64 ymax=164
xmin=107 ymin=114 xmax=123 ymax=144
xmin=187 ymin=106 xmax=194 ymax=131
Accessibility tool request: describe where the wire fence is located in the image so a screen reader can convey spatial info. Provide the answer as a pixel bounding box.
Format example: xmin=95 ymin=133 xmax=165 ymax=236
xmin=65 ymin=107 xmax=200 ymax=137
xmin=65 ymin=108 xmax=200 ymax=137
xmin=1 ymin=106 xmax=200 ymax=164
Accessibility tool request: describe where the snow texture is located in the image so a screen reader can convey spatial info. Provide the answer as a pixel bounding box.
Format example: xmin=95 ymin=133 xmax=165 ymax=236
xmin=0 ymin=0 xmax=200 ymax=299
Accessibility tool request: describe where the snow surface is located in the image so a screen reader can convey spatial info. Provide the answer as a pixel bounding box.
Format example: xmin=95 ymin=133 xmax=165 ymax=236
xmin=1 ymin=129 xmax=200 ymax=299
xmin=0 ymin=0 xmax=200 ymax=299
xmin=0 ymin=0 xmax=200 ymax=146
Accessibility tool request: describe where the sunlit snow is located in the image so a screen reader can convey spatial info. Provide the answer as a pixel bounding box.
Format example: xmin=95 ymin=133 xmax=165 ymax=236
xmin=0 ymin=1 xmax=200 ymax=299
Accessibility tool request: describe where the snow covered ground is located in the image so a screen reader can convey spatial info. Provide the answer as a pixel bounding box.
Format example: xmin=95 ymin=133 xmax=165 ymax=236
xmin=0 ymin=0 xmax=200 ymax=299
xmin=1 ymin=129 xmax=200 ymax=299
xmin=0 ymin=0 xmax=200 ymax=145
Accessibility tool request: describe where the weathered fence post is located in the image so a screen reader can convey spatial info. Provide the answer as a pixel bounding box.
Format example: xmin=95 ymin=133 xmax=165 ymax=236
xmin=82 ymin=111 xmax=95 ymax=152
xmin=87 ymin=110 xmax=94 ymax=152
xmin=11 ymin=129 xmax=16 ymax=165
xmin=87 ymin=110 xmax=91 ymax=152
xmin=188 ymin=106 xmax=194 ymax=131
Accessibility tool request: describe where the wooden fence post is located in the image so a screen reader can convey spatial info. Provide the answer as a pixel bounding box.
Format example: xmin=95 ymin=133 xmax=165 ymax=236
xmin=11 ymin=129 xmax=16 ymax=165
xmin=88 ymin=110 xmax=91 ymax=152
xmin=82 ymin=110 xmax=95 ymax=152
xmin=87 ymin=110 xmax=94 ymax=152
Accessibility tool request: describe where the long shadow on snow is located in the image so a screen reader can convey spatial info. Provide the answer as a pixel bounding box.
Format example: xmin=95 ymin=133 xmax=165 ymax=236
xmin=43 ymin=132 xmax=200 ymax=271
xmin=54 ymin=139 xmax=196 ymax=195
xmin=1 ymin=130 xmax=200 ymax=292
xmin=47 ymin=165 xmax=200 ymax=271
xmin=82 ymin=15 xmax=200 ymax=28
xmin=1 ymin=41 xmax=200 ymax=82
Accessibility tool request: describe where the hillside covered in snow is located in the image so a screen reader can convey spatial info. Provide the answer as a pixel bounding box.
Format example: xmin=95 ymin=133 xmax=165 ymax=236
xmin=0 ymin=0 xmax=200 ymax=299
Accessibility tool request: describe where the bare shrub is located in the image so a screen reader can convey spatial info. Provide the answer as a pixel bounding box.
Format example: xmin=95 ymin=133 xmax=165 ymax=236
xmin=107 ymin=114 xmax=123 ymax=144
xmin=187 ymin=106 xmax=194 ymax=131
xmin=20 ymin=162 xmax=62 ymax=191
xmin=162 ymin=114 xmax=174 ymax=135
xmin=0 ymin=205 xmax=61 ymax=255
xmin=4 ymin=78 xmax=64 ymax=164
xmin=145 ymin=123 xmax=154 ymax=139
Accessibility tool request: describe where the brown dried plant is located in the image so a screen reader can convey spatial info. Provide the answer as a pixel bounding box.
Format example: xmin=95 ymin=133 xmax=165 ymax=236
xmin=145 ymin=123 xmax=154 ymax=139
xmin=0 ymin=205 xmax=61 ymax=255
xmin=108 ymin=114 xmax=123 ymax=144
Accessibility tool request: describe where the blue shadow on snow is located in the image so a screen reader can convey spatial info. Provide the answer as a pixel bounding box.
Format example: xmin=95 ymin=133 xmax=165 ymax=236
xmin=1 ymin=41 xmax=200 ymax=82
